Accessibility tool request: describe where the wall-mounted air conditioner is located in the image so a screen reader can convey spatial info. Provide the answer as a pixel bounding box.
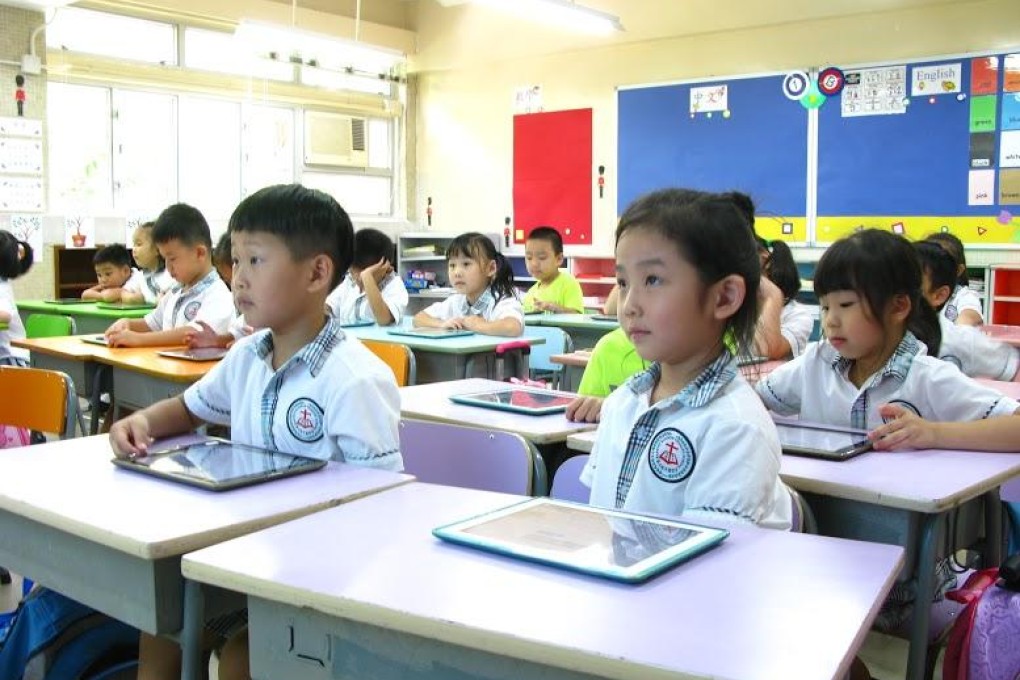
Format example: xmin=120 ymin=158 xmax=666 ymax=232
xmin=304 ymin=111 xmax=368 ymax=169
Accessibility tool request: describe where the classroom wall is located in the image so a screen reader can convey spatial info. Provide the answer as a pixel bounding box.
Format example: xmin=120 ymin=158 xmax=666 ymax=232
xmin=410 ymin=0 xmax=1020 ymax=256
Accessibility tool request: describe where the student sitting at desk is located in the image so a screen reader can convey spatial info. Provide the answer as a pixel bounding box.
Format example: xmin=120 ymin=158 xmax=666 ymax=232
xmin=110 ymin=184 xmax=403 ymax=680
xmin=122 ymin=220 xmax=173 ymax=305
xmin=755 ymin=229 xmax=1019 ymax=630
xmin=582 ymin=188 xmax=791 ymax=530
xmin=0 ymin=230 xmax=32 ymax=367
xmin=212 ymin=231 xmax=232 ymax=289
xmin=565 ymin=328 xmax=647 ymax=422
xmin=522 ymin=226 xmax=584 ymax=313
xmin=915 ymin=240 xmax=1019 ymax=381
xmin=923 ymin=231 xmax=984 ymax=326
xmin=185 ymin=233 xmax=256 ymax=350
xmin=754 ymin=238 xmax=814 ymax=359
xmin=413 ymin=231 xmax=524 ymax=337
xmin=325 ymin=228 xmax=407 ymax=325
xmin=81 ymin=244 xmax=133 ymax=302
xmin=104 ymin=204 xmax=234 ymax=347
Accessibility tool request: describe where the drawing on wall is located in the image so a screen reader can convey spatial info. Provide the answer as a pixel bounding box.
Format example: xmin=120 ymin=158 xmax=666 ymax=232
xmin=9 ymin=214 xmax=43 ymax=263
xmin=841 ymin=66 xmax=907 ymax=117
xmin=911 ymin=62 xmax=962 ymax=97
xmin=64 ymin=215 xmax=95 ymax=249
xmin=689 ymin=84 xmax=728 ymax=117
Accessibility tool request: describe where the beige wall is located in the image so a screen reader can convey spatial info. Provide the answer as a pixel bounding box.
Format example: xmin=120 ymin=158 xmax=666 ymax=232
xmin=411 ymin=0 xmax=1020 ymax=256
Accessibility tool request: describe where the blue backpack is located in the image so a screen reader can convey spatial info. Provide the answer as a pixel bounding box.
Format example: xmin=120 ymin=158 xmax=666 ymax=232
xmin=0 ymin=586 xmax=138 ymax=680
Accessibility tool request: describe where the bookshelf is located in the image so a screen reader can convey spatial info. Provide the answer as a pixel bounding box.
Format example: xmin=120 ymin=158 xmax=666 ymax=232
xmin=52 ymin=245 xmax=99 ymax=298
xmin=988 ymin=265 xmax=1020 ymax=325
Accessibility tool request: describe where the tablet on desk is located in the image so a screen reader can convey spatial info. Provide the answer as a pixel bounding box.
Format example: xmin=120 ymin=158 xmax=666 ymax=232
xmin=96 ymin=301 xmax=156 ymax=310
xmin=45 ymin=298 xmax=94 ymax=305
xmin=338 ymin=319 xmax=375 ymax=328
xmin=157 ymin=347 xmax=229 ymax=361
xmin=449 ymin=386 xmax=577 ymax=415
xmin=111 ymin=438 xmax=326 ymax=491
xmin=588 ymin=314 xmax=619 ymax=323
xmin=774 ymin=421 xmax=873 ymax=461
xmin=386 ymin=327 xmax=475 ymax=339
xmin=81 ymin=335 xmax=110 ymax=346
xmin=433 ymin=498 xmax=729 ymax=583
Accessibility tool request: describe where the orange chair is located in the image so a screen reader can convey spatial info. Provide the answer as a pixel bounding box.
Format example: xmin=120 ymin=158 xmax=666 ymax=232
xmin=0 ymin=365 xmax=81 ymax=439
xmin=362 ymin=339 xmax=416 ymax=387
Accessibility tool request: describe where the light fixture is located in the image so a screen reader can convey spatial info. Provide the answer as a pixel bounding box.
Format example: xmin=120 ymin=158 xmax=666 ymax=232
xmin=234 ymin=19 xmax=405 ymax=76
xmin=473 ymin=0 xmax=623 ymax=35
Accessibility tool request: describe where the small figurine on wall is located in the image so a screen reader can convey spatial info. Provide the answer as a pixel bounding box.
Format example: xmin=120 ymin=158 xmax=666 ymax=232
xmin=15 ymin=75 xmax=26 ymax=117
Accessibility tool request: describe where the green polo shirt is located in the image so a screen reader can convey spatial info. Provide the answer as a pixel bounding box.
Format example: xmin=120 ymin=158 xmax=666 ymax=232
xmin=523 ymin=271 xmax=584 ymax=313
xmin=577 ymin=328 xmax=648 ymax=397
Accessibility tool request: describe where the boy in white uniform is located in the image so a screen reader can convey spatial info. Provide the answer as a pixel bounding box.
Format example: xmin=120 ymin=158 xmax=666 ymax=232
xmin=110 ymin=184 xmax=402 ymax=678
xmin=105 ymin=204 xmax=233 ymax=347
xmin=326 ymin=228 xmax=408 ymax=325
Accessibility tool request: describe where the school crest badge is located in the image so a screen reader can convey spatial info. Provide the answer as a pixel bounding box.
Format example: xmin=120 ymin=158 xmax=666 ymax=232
xmin=287 ymin=398 xmax=324 ymax=442
xmin=183 ymin=301 xmax=201 ymax=321
xmin=647 ymin=428 xmax=695 ymax=483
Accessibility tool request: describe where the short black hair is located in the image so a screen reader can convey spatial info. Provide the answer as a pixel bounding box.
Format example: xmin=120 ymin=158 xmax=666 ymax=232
xmin=764 ymin=239 xmax=801 ymax=302
xmin=0 ymin=230 xmax=32 ymax=279
xmin=923 ymin=232 xmax=968 ymax=286
xmin=527 ymin=226 xmax=564 ymax=255
xmin=915 ymin=240 xmax=958 ymax=305
xmin=152 ymin=204 xmax=212 ymax=249
xmin=93 ymin=244 xmax=132 ymax=269
xmin=229 ymin=184 xmax=354 ymax=290
xmin=213 ymin=231 xmax=232 ymax=267
xmin=352 ymin=228 xmax=395 ymax=270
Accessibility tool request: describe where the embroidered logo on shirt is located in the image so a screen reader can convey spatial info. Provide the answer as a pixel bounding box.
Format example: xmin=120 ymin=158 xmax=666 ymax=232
xmin=286 ymin=398 xmax=324 ymax=442
xmin=882 ymin=399 xmax=921 ymax=422
xmin=944 ymin=303 xmax=958 ymax=321
xmin=183 ymin=300 xmax=201 ymax=321
xmin=647 ymin=428 xmax=695 ymax=483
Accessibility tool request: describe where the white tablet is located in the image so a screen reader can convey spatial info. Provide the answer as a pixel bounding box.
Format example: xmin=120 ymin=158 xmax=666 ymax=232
xmin=449 ymin=386 xmax=577 ymax=415
xmin=111 ymin=437 xmax=326 ymax=491
xmin=774 ymin=421 xmax=873 ymax=461
xmin=81 ymin=335 xmax=110 ymax=346
xmin=157 ymin=348 xmax=229 ymax=362
xmin=387 ymin=328 xmax=475 ymax=339
xmin=433 ymin=498 xmax=729 ymax=583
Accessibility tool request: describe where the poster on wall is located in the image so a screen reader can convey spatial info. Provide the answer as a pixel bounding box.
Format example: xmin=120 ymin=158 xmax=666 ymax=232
xmin=513 ymin=86 xmax=543 ymax=114
xmin=9 ymin=214 xmax=43 ymax=262
xmin=689 ymin=84 xmax=728 ymax=115
xmin=64 ymin=216 xmax=95 ymax=249
xmin=910 ymin=62 xmax=962 ymax=97
xmin=971 ymin=56 xmax=999 ymax=95
xmin=841 ymin=66 xmax=907 ymax=117
xmin=0 ymin=176 xmax=43 ymax=211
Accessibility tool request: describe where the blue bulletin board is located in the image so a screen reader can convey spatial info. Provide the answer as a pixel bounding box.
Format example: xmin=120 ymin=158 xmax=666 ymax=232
xmin=618 ymin=74 xmax=810 ymax=242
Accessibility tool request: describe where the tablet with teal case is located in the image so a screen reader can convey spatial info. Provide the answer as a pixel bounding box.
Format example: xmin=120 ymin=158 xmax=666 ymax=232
xmin=386 ymin=327 xmax=475 ymax=339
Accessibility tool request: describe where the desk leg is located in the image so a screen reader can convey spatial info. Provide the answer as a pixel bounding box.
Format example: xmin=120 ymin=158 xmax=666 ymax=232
xmin=905 ymin=513 xmax=942 ymax=680
xmin=181 ymin=580 xmax=204 ymax=680
xmin=984 ymin=490 xmax=1003 ymax=567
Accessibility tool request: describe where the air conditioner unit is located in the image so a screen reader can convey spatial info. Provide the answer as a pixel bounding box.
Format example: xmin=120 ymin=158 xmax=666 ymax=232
xmin=304 ymin=111 xmax=368 ymax=168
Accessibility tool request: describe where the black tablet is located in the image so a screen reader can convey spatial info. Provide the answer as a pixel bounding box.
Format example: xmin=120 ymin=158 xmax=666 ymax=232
xmin=111 ymin=438 xmax=326 ymax=491
xmin=774 ymin=421 xmax=873 ymax=461
xmin=449 ymin=386 xmax=577 ymax=415
xmin=433 ymin=498 xmax=729 ymax=583
xmin=157 ymin=348 xmax=229 ymax=361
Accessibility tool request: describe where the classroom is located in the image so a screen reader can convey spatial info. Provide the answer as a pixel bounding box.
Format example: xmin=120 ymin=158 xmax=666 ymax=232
xmin=2 ymin=1 xmax=1020 ymax=679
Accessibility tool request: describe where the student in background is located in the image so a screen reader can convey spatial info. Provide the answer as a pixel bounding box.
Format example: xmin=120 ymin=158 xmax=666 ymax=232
xmin=325 ymin=228 xmax=407 ymax=326
xmin=565 ymin=328 xmax=647 ymax=422
xmin=185 ymin=232 xmax=254 ymax=350
xmin=915 ymin=240 xmax=1019 ymax=381
xmin=413 ymin=232 xmax=523 ymax=336
xmin=756 ymin=228 xmax=1018 ymax=631
xmin=104 ymin=204 xmax=234 ymax=347
xmin=582 ymin=188 xmax=791 ymax=530
xmin=923 ymin=232 xmax=983 ymax=326
xmin=0 ymin=231 xmax=33 ymax=366
xmin=602 ymin=284 xmax=620 ymax=316
xmin=81 ymin=244 xmax=133 ymax=302
xmin=754 ymin=238 xmax=814 ymax=359
xmin=122 ymin=221 xmax=173 ymax=305
xmin=522 ymin=226 xmax=584 ymax=313
xmin=213 ymin=231 xmax=232 ymax=289
xmin=110 ymin=184 xmax=402 ymax=680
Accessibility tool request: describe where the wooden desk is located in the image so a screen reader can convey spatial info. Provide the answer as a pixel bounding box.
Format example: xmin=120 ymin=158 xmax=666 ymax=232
xmin=90 ymin=345 xmax=215 ymax=411
xmin=526 ymin=313 xmax=617 ymax=350
xmin=343 ymin=324 xmax=546 ymax=383
xmin=980 ymin=324 xmax=1020 ymax=348
xmin=0 ymin=435 xmax=412 ymax=680
xmin=13 ymin=334 xmax=101 ymax=399
xmin=17 ymin=300 xmax=151 ymax=335
xmin=183 ymin=482 xmax=904 ymax=680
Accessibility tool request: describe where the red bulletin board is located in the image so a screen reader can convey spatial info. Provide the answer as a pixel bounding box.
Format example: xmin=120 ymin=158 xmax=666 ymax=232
xmin=512 ymin=108 xmax=592 ymax=245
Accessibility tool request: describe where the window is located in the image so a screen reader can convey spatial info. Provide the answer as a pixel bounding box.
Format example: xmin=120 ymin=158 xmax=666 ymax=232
xmin=112 ymin=90 xmax=177 ymax=214
xmin=242 ymin=104 xmax=295 ymax=197
xmin=177 ymin=96 xmax=241 ymax=223
xmin=47 ymin=83 xmax=112 ymax=213
xmin=46 ymin=7 xmax=177 ymax=65
xmin=302 ymin=172 xmax=392 ymax=216
xmin=184 ymin=28 xmax=294 ymax=82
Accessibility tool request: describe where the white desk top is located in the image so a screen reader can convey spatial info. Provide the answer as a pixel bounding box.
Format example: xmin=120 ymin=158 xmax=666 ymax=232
xmin=0 ymin=435 xmax=412 ymax=559
xmin=399 ymin=378 xmax=597 ymax=445
xmin=184 ymin=482 xmax=904 ymax=680
xmin=566 ymin=430 xmax=596 ymax=453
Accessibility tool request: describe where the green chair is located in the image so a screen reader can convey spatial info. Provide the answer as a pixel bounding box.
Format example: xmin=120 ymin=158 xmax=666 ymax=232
xmin=25 ymin=313 xmax=76 ymax=338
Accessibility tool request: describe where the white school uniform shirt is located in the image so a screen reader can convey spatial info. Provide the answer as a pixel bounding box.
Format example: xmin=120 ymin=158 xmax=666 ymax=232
xmin=780 ymin=299 xmax=815 ymax=358
xmin=0 ymin=279 xmax=27 ymax=362
xmin=227 ymin=313 xmax=250 ymax=341
xmin=422 ymin=287 xmax=524 ymax=328
xmin=937 ymin=315 xmax=1020 ymax=382
xmin=757 ymin=331 xmax=1019 ymax=430
xmin=183 ymin=317 xmax=402 ymax=470
xmin=942 ymin=285 xmax=983 ymax=324
xmin=144 ymin=269 xmax=234 ymax=333
xmin=325 ymin=273 xmax=409 ymax=325
xmin=581 ymin=353 xmax=792 ymax=530
xmin=123 ymin=268 xmax=173 ymax=304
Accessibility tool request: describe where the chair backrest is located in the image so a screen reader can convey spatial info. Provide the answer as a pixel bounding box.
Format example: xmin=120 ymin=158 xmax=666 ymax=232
xmin=25 ymin=313 xmax=76 ymax=338
xmin=525 ymin=325 xmax=573 ymax=374
xmin=0 ymin=366 xmax=79 ymax=438
xmin=362 ymin=339 xmax=416 ymax=386
xmin=398 ymin=419 xmax=540 ymax=495
xmin=786 ymin=485 xmax=817 ymax=534
xmin=549 ymin=454 xmax=590 ymax=503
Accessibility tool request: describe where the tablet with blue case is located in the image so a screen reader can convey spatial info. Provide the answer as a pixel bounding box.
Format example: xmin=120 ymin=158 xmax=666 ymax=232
xmin=449 ymin=386 xmax=576 ymax=415
xmin=433 ymin=498 xmax=729 ymax=583
xmin=386 ymin=327 xmax=475 ymax=339
xmin=339 ymin=319 xmax=375 ymax=328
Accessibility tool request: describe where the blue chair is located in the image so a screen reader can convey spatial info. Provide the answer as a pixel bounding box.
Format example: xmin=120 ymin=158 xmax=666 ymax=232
xmin=524 ymin=325 xmax=573 ymax=388
xmin=549 ymin=454 xmax=590 ymax=503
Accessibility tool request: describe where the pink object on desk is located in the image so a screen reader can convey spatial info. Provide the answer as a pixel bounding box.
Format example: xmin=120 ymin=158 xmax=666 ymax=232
xmin=979 ymin=324 xmax=1020 ymax=348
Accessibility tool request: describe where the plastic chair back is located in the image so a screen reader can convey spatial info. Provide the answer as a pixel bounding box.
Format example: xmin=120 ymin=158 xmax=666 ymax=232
xmin=525 ymin=326 xmax=573 ymax=387
xmin=0 ymin=366 xmax=79 ymax=438
xmin=549 ymin=454 xmax=590 ymax=503
xmin=787 ymin=485 xmax=817 ymax=534
xmin=362 ymin=339 xmax=416 ymax=386
xmin=399 ymin=419 xmax=544 ymax=495
xmin=25 ymin=313 xmax=76 ymax=338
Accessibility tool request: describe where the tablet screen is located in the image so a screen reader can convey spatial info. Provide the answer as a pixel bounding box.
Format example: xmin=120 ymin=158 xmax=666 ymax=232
xmin=434 ymin=499 xmax=728 ymax=582
xmin=450 ymin=387 xmax=576 ymax=414
xmin=774 ymin=422 xmax=872 ymax=460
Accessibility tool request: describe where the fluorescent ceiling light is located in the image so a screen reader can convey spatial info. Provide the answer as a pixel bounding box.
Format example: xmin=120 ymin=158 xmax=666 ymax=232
xmin=234 ymin=19 xmax=404 ymax=75
xmin=0 ymin=0 xmax=75 ymax=9
xmin=474 ymin=0 xmax=623 ymax=35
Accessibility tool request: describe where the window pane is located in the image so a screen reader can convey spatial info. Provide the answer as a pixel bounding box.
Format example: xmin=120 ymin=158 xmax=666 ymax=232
xmin=184 ymin=28 xmax=294 ymax=82
xmin=113 ymin=90 xmax=177 ymax=214
xmin=46 ymin=7 xmax=176 ymax=65
xmin=242 ymin=104 xmax=295 ymax=196
xmin=367 ymin=118 xmax=392 ymax=170
xmin=47 ymin=83 xmax=113 ymax=213
xmin=178 ymin=97 xmax=241 ymax=223
xmin=299 ymin=66 xmax=392 ymax=96
xmin=302 ymin=172 xmax=391 ymax=216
